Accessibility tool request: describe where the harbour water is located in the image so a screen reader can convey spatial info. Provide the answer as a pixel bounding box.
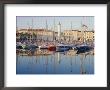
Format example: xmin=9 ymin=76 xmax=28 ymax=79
xmin=16 ymin=49 xmax=94 ymax=74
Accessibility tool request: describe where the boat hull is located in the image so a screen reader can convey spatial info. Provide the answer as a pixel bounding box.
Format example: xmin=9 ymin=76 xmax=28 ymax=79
xmin=48 ymin=46 xmax=56 ymax=51
xmin=56 ymin=46 xmax=70 ymax=52
xmin=76 ymin=46 xmax=92 ymax=54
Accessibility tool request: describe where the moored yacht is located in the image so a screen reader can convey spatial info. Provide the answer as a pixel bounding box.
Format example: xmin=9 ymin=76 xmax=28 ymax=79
xmin=75 ymin=44 xmax=93 ymax=54
xmin=38 ymin=44 xmax=48 ymax=49
xmin=56 ymin=44 xmax=71 ymax=52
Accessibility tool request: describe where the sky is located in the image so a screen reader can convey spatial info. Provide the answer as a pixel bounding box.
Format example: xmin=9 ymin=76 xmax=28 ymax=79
xmin=16 ymin=16 xmax=94 ymax=31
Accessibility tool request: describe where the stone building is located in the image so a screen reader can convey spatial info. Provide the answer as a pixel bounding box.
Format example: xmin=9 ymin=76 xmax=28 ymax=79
xmin=62 ymin=29 xmax=94 ymax=42
xmin=16 ymin=28 xmax=94 ymax=42
xmin=16 ymin=29 xmax=55 ymax=41
xmin=63 ymin=30 xmax=78 ymax=42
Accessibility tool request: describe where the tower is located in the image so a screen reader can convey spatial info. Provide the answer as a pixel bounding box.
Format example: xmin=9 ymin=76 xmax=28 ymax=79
xmin=57 ymin=22 xmax=61 ymax=40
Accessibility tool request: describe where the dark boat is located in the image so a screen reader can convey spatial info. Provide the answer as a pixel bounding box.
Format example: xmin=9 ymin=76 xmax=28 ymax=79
xmin=28 ymin=44 xmax=38 ymax=50
xmin=75 ymin=45 xmax=92 ymax=54
xmin=16 ymin=45 xmax=23 ymax=49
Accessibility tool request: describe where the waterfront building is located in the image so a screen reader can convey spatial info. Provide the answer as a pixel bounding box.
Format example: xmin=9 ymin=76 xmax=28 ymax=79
xmin=77 ymin=30 xmax=83 ymax=41
xmin=62 ymin=29 xmax=94 ymax=42
xmin=63 ymin=30 xmax=78 ymax=42
xmin=16 ymin=29 xmax=55 ymax=41
xmin=16 ymin=28 xmax=94 ymax=43
xmin=85 ymin=31 xmax=94 ymax=41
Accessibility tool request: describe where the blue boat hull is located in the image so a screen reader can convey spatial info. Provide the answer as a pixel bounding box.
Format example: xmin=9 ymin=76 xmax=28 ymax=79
xmin=76 ymin=46 xmax=92 ymax=54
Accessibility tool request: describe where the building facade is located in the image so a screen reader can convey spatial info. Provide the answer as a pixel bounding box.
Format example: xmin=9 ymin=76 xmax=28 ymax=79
xmin=16 ymin=29 xmax=55 ymax=41
xmin=63 ymin=30 xmax=78 ymax=42
xmin=16 ymin=28 xmax=94 ymax=42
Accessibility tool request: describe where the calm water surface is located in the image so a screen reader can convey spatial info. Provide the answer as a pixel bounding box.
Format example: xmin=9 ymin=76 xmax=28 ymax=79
xmin=16 ymin=49 xmax=94 ymax=74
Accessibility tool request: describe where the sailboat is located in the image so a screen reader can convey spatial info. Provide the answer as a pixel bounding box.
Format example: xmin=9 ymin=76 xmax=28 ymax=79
xmin=75 ymin=23 xmax=93 ymax=54
xmin=48 ymin=19 xmax=56 ymax=51
xmin=27 ymin=18 xmax=38 ymax=50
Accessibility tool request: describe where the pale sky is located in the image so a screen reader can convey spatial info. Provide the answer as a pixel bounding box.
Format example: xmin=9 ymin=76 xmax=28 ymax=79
xmin=16 ymin=16 xmax=94 ymax=31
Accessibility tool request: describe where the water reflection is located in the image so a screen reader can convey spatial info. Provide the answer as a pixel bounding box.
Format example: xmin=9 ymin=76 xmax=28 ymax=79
xmin=16 ymin=49 xmax=94 ymax=74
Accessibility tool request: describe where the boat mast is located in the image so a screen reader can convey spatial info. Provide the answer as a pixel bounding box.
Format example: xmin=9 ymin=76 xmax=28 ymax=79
xmin=53 ymin=17 xmax=55 ymax=44
xmin=83 ymin=16 xmax=88 ymax=45
xmin=46 ymin=19 xmax=48 ymax=30
xmin=32 ymin=18 xmax=34 ymax=43
xmin=71 ymin=21 xmax=72 ymax=30
xmin=45 ymin=19 xmax=48 ymax=42
xmin=81 ymin=16 xmax=86 ymax=44
xmin=27 ymin=21 xmax=31 ymax=43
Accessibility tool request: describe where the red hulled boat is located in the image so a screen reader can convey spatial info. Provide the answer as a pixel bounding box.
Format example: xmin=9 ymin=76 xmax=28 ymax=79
xmin=48 ymin=45 xmax=56 ymax=51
